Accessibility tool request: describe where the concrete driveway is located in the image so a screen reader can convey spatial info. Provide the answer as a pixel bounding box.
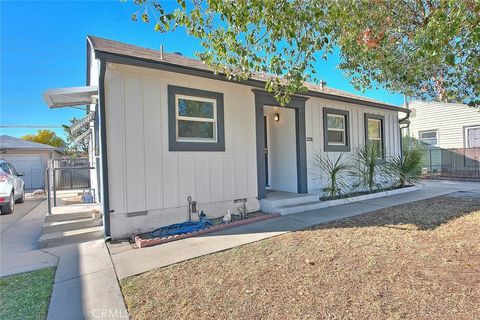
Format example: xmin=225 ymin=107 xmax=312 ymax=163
xmin=0 ymin=197 xmax=43 ymax=233
xmin=0 ymin=199 xmax=58 ymax=277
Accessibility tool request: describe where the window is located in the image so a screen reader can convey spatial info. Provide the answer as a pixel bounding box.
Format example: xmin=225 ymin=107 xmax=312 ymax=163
xmin=168 ymin=85 xmax=225 ymax=151
xmin=0 ymin=163 xmax=11 ymax=174
xmin=465 ymin=126 xmax=480 ymax=148
xmin=364 ymin=114 xmax=384 ymax=159
xmin=176 ymin=95 xmax=217 ymax=142
xmin=323 ymin=108 xmax=350 ymax=151
xmin=419 ymin=130 xmax=438 ymax=146
xmin=7 ymin=164 xmax=18 ymax=176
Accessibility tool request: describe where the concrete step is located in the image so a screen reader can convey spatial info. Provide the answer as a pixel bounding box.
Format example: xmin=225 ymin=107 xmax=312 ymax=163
xmin=42 ymin=217 xmax=103 ymax=233
xmin=260 ymin=194 xmax=320 ymax=213
xmin=275 ymin=201 xmax=329 ymax=215
xmin=263 ymin=194 xmax=319 ymax=207
xmin=39 ymin=226 xmax=104 ymax=249
xmin=45 ymin=211 xmax=101 ymax=223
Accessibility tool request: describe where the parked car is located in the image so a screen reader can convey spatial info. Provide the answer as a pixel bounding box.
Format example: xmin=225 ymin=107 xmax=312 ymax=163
xmin=0 ymin=159 xmax=25 ymax=214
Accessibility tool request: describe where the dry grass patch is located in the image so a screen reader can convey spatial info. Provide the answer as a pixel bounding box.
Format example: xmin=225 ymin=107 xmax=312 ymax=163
xmin=121 ymin=194 xmax=480 ymax=320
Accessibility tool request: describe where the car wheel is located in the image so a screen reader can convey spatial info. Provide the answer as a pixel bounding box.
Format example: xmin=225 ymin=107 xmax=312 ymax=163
xmin=15 ymin=188 xmax=25 ymax=204
xmin=1 ymin=193 xmax=14 ymax=214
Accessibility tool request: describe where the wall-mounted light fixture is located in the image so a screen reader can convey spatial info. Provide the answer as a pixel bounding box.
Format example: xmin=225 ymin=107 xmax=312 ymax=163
xmin=274 ymin=113 xmax=280 ymax=121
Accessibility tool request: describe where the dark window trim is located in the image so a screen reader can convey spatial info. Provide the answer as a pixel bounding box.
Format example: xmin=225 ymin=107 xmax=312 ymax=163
xmin=168 ymin=85 xmax=225 ymax=152
xmin=253 ymin=90 xmax=309 ymax=199
xmin=364 ymin=113 xmax=385 ymax=159
xmin=323 ymin=108 xmax=350 ymax=152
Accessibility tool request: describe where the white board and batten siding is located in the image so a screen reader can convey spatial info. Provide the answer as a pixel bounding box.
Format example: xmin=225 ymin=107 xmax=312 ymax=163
xmin=104 ymin=64 xmax=258 ymax=239
xmin=305 ymin=98 xmax=401 ymax=192
xmin=103 ymin=62 xmax=401 ymax=239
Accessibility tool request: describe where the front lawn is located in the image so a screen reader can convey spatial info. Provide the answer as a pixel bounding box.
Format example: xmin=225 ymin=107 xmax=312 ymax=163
xmin=121 ymin=193 xmax=480 ymax=319
xmin=0 ymin=267 xmax=56 ymax=320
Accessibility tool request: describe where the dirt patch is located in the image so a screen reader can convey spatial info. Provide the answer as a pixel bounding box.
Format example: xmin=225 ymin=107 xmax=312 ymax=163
xmin=121 ymin=195 xmax=480 ymax=320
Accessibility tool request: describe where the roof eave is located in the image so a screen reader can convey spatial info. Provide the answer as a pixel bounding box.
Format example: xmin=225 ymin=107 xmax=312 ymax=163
xmin=93 ymin=49 xmax=408 ymax=113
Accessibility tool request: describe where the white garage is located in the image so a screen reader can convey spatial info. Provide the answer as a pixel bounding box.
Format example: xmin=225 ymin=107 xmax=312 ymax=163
xmin=0 ymin=135 xmax=61 ymax=189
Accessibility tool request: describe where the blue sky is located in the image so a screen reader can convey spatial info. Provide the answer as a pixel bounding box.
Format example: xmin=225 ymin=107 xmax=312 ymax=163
xmin=1 ymin=0 xmax=404 ymax=140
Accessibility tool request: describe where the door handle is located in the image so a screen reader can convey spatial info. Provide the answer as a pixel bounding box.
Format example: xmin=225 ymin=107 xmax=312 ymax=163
xmin=264 ymin=148 xmax=268 ymax=154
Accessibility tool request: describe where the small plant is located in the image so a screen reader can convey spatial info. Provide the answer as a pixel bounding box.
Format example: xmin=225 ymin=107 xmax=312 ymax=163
xmin=350 ymin=144 xmax=386 ymax=192
xmin=387 ymin=137 xmax=423 ymax=187
xmin=311 ymin=152 xmax=350 ymax=199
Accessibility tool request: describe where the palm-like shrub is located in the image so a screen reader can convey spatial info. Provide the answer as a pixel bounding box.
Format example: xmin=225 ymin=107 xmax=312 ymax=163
xmin=311 ymin=152 xmax=350 ymax=199
xmin=350 ymin=144 xmax=386 ymax=192
xmin=387 ymin=137 xmax=423 ymax=187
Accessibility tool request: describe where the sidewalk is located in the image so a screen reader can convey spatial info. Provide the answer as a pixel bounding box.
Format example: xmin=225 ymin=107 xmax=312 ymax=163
xmin=109 ymin=180 xmax=480 ymax=279
xmin=0 ymin=197 xmax=128 ymax=320
xmin=44 ymin=240 xmax=128 ymax=320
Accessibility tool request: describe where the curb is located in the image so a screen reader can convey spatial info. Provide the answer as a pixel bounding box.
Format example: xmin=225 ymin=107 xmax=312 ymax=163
xmin=134 ymin=213 xmax=281 ymax=248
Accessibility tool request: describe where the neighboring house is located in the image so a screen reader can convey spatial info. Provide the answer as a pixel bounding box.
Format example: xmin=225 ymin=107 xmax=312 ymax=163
xmin=0 ymin=135 xmax=61 ymax=189
xmin=405 ymin=100 xmax=480 ymax=179
xmin=44 ymin=36 xmax=408 ymax=239
xmin=408 ymin=100 xmax=480 ymax=149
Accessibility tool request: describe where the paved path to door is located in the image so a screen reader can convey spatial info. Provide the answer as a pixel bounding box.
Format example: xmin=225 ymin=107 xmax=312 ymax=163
xmin=45 ymin=240 xmax=128 ymax=320
xmin=109 ymin=180 xmax=480 ymax=280
xmin=0 ymin=198 xmax=128 ymax=320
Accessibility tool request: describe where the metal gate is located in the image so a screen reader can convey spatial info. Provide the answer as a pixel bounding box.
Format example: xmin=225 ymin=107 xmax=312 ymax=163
xmin=53 ymin=158 xmax=91 ymax=190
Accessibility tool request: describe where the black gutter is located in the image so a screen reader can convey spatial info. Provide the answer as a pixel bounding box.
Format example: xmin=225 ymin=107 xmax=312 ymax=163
xmin=93 ymin=50 xmax=410 ymax=114
xmin=98 ymin=59 xmax=111 ymax=239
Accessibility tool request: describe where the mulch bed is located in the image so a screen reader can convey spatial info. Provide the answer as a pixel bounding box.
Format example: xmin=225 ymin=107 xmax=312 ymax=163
xmin=134 ymin=212 xmax=279 ymax=248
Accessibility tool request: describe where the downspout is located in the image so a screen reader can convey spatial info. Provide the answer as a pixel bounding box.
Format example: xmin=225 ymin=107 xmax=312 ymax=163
xmin=98 ymin=59 xmax=111 ymax=239
xmin=398 ymin=95 xmax=411 ymax=157
xmin=399 ymin=94 xmax=411 ymax=126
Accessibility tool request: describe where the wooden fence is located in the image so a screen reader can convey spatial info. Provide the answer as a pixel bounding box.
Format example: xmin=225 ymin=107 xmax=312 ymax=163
xmin=421 ymin=147 xmax=480 ymax=180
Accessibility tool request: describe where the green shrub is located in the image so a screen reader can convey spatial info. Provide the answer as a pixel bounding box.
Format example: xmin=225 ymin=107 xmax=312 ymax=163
xmin=387 ymin=136 xmax=423 ymax=187
xmin=350 ymin=144 xmax=387 ymax=192
xmin=311 ymin=152 xmax=350 ymax=199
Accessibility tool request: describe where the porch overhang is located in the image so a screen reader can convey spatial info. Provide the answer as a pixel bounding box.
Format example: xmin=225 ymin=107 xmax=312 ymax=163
xmin=43 ymin=86 xmax=98 ymax=108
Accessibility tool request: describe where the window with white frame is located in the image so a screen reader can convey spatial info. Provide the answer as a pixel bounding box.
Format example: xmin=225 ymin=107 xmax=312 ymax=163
xmin=419 ymin=130 xmax=438 ymax=146
xmin=323 ymin=108 xmax=350 ymax=151
xmin=168 ymin=85 xmax=225 ymax=151
xmin=326 ymin=114 xmax=346 ymax=145
xmin=176 ymin=95 xmax=217 ymax=142
xmin=465 ymin=126 xmax=480 ymax=148
xmin=365 ymin=114 xmax=384 ymax=159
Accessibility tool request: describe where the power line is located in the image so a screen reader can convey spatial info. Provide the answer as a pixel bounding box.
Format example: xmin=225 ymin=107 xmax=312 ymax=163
xmin=0 ymin=100 xmax=45 ymax=103
xmin=0 ymin=125 xmax=64 ymax=128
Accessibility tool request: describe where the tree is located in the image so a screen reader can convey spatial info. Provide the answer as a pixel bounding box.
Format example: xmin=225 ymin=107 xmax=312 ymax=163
xmin=131 ymin=0 xmax=479 ymax=106
xmin=21 ymin=130 xmax=66 ymax=148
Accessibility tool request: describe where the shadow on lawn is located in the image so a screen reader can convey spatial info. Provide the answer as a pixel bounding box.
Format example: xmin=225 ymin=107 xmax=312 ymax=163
xmin=310 ymin=192 xmax=480 ymax=232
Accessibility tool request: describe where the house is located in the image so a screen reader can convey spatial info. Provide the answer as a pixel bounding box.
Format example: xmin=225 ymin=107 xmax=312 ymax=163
xmin=408 ymin=100 xmax=480 ymax=149
xmin=404 ymin=100 xmax=480 ymax=179
xmin=44 ymin=36 xmax=408 ymax=240
xmin=0 ymin=135 xmax=61 ymax=189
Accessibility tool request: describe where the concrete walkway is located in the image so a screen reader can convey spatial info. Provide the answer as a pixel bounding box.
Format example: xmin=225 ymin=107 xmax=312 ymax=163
xmin=0 ymin=197 xmax=128 ymax=320
xmin=45 ymin=240 xmax=128 ymax=320
xmin=109 ymin=180 xmax=480 ymax=279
